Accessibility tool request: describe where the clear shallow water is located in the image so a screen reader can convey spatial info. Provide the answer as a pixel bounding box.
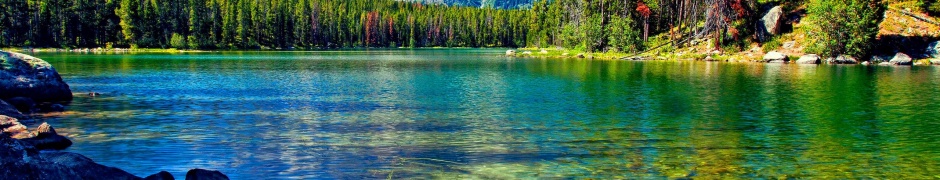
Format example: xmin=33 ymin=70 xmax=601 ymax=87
xmin=25 ymin=49 xmax=940 ymax=179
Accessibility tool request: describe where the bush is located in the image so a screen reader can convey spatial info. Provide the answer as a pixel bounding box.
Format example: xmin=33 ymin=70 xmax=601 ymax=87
xmin=804 ymin=0 xmax=885 ymax=57
xmin=762 ymin=38 xmax=782 ymax=53
xmin=923 ymin=0 xmax=940 ymax=15
xmin=170 ymin=34 xmax=187 ymax=49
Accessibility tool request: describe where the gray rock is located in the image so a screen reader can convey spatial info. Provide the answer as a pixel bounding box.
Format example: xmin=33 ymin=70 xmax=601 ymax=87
xmin=827 ymin=55 xmax=858 ymax=64
xmin=763 ymin=52 xmax=789 ymax=63
xmin=783 ymin=41 xmax=796 ymax=49
xmin=932 ymin=59 xmax=940 ymax=65
xmin=862 ymin=61 xmax=871 ymax=65
xmin=145 ymin=171 xmax=175 ymax=180
xmin=0 ymin=51 xmax=73 ymax=103
xmin=505 ymin=50 xmax=516 ymax=56
xmin=928 ymin=41 xmax=940 ymax=58
xmin=796 ymin=54 xmax=821 ymax=64
xmin=889 ymin=52 xmax=913 ymax=65
xmin=186 ymin=169 xmax=229 ymax=180
xmin=761 ymin=6 xmax=786 ymax=35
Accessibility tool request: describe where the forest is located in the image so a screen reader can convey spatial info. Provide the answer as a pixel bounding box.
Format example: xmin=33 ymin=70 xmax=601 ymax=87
xmin=0 ymin=0 xmax=891 ymax=57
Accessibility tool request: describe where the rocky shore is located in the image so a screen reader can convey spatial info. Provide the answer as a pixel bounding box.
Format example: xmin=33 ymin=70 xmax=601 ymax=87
xmin=1 ymin=50 xmax=229 ymax=180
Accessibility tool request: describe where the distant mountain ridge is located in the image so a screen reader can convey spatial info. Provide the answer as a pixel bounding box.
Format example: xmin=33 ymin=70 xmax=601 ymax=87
xmin=400 ymin=0 xmax=533 ymax=9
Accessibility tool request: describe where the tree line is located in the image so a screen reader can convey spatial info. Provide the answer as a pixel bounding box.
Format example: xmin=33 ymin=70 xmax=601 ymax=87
xmin=0 ymin=0 xmax=885 ymax=57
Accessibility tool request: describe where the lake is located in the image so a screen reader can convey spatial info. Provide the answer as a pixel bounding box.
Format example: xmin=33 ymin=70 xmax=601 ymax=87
xmin=26 ymin=49 xmax=940 ymax=179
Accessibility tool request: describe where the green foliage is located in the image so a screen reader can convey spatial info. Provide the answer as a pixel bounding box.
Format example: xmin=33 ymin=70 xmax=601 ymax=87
xmin=584 ymin=14 xmax=606 ymax=52
xmin=606 ymin=17 xmax=643 ymax=53
xmin=170 ymin=34 xmax=187 ymax=49
xmin=805 ymin=0 xmax=885 ymax=57
xmin=762 ymin=38 xmax=782 ymax=53
xmin=923 ymin=0 xmax=940 ymax=15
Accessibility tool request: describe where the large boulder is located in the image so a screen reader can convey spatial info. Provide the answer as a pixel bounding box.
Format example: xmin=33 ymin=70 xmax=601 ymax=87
xmin=928 ymin=41 xmax=940 ymax=58
xmin=505 ymin=50 xmax=516 ymax=56
xmin=827 ymin=55 xmax=859 ymax=64
xmin=0 ymin=51 xmax=72 ymax=103
xmin=888 ymin=52 xmax=913 ymax=65
xmin=796 ymin=54 xmax=821 ymax=64
xmin=760 ymin=6 xmax=786 ymax=36
xmin=763 ymin=52 xmax=789 ymax=63
xmin=932 ymin=59 xmax=940 ymax=65
xmin=186 ymin=169 xmax=230 ymax=180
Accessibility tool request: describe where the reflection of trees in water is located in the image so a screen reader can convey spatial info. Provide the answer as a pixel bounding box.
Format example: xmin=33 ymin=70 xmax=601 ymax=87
xmin=41 ymin=52 xmax=940 ymax=178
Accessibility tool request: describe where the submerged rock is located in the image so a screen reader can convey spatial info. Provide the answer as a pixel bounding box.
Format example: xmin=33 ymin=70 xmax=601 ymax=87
xmin=888 ymin=52 xmax=913 ymax=65
xmin=186 ymin=169 xmax=230 ymax=180
xmin=796 ymin=54 xmax=821 ymax=64
xmin=0 ymin=51 xmax=73 ymax=103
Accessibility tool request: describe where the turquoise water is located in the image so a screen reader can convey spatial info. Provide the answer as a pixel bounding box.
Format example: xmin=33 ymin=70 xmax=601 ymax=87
xmin=27 ymin=49 xmax=940 ymax=179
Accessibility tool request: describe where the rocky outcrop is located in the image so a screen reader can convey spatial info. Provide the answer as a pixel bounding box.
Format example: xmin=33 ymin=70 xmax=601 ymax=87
xmin=827 ymin=55 xmax=859 ymax=64
xmin=0 ymin=50 xmax=73 ymax=103
xmin=38 ymin=151 xmax=141 ymax=180
xmin=186 ymin=169 xmax=230 ymax=180
xmin=760 ymin=6 xmax=786 ymax=36
xmin=1 ymin=134 xmax=138 ymax=179
xmin=1 ymin=115 xmax=32 ymax=139
xmin=1 ymin=115 xmax=72 ymax=150
xmin=888 ymin=52 xmax=913 ymax=65
xmin=796 ymin=54 xmax=821 ymax=64
xmin=763 ymin=52 xmax=789 ymax=63
xmin=928 ymin=41 xmax=940 ymax=58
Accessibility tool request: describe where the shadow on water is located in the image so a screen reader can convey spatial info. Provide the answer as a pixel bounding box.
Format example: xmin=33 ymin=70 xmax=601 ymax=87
xmin=24 ymin=50 xmax=940 ymax=179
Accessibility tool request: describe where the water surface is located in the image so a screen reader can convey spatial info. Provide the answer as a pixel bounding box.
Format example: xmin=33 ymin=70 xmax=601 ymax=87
xmin=28 ymin=49 xmax=940 ymax=179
